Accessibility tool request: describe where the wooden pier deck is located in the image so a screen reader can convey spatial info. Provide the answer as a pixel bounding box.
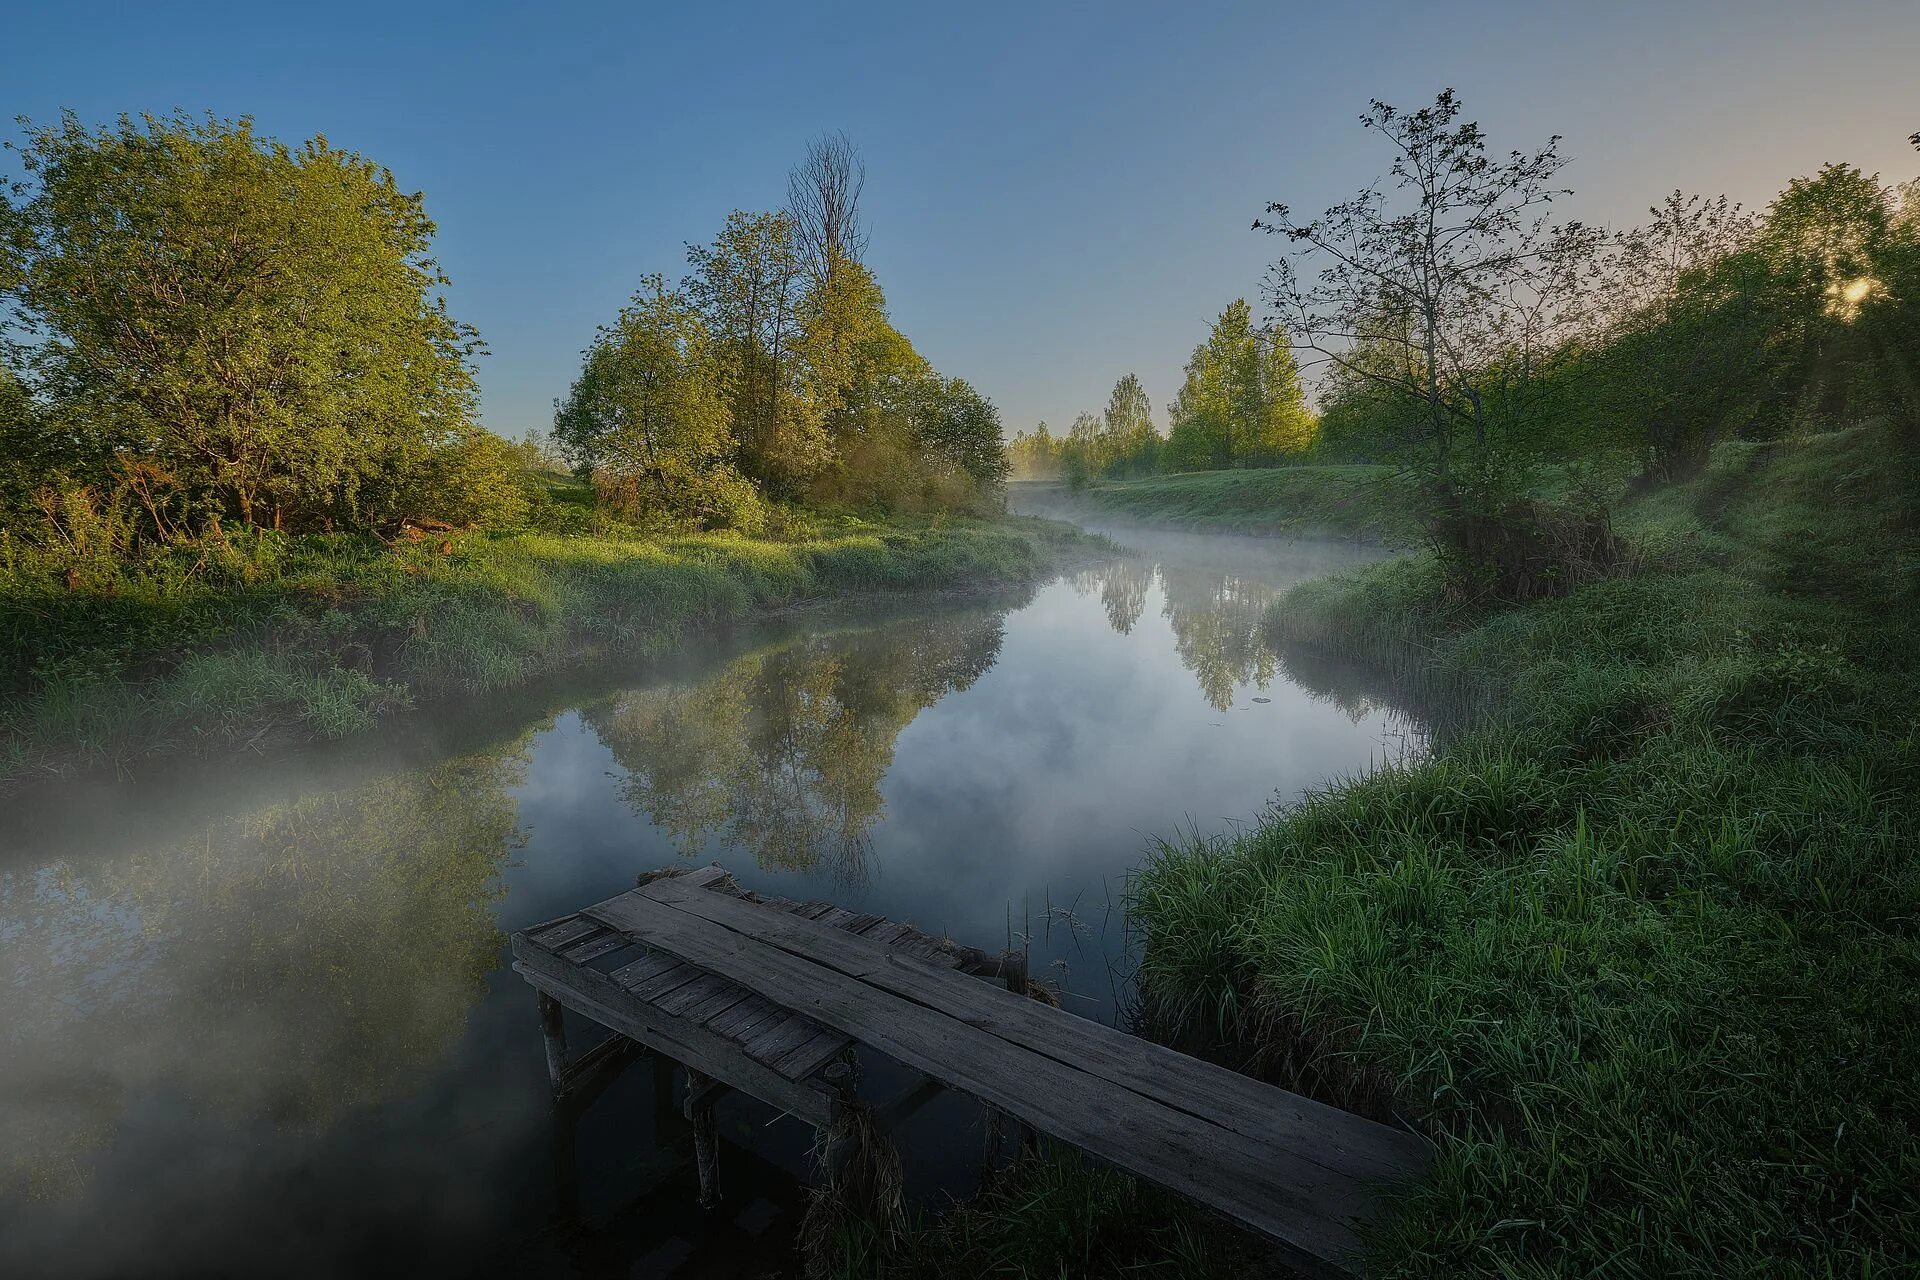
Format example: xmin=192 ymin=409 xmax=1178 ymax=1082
xmin=512 ymin=866 xmax=1429 ymax=1278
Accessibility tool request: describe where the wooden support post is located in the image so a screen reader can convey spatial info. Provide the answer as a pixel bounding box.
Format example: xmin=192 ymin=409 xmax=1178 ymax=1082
xmin=817 ymin=1060 xmax=859 ymax=1182
xmin=686 ymin=1068 xmax=720 ymax=1208
xmin=537 ymin=990 xmax=569 ymax=1095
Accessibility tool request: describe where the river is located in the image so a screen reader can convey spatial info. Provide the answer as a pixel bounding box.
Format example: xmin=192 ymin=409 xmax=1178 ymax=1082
xmin=0 ymin=522 xmax=1419 ymax=1278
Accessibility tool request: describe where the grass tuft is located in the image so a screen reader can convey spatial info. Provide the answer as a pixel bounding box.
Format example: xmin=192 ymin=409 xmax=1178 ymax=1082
xmin=1128 ymin=424 xmax=1920 ymax=1276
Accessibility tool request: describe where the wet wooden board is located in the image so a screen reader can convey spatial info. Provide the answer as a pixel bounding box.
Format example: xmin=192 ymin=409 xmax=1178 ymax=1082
xmin=512 ymin=940 xmax=836 ymax=1129
xmin=520 ymin=896 xmax=860 ymax=1088
xmin=572 ymin=875 xmax=1431 ymax=1279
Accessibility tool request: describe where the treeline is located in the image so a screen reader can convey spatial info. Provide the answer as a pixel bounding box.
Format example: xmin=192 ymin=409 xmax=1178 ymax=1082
xmin=1271 ymin=95 xmax=1918 ymax=601
xmin=1305 ymin=95 xmax=1917 ymax=600
xmin=1008 ymin=299 xmax=1314 ymax=483
xmin=1311 ymin=159 xmax=1920 ymax=484
xmin=0 ymin=112 xmax=530 ymax=553
xmin=1014 ymin=97 xmax=1919 ymax=536
xmin=553 ymin=134 xmax=1007 ymax=532
xmin=1020 ymin=91 xmax=1918 ymax=602
xmin=0 ymin=116 xmax=1012 ymax=578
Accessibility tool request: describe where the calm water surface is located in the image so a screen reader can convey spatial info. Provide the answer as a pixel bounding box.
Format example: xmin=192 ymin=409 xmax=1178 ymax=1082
xmin=0 ymin=525 xmax=1418 ymax=1279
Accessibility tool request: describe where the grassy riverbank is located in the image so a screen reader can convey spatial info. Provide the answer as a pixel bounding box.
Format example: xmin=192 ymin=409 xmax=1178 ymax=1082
xmin=1016 ymin=466 xmax=1427 ymax=543
xmin=1124 ymin=424 xmax=1920 ymax=1275
xmin=0 ymin=515 xmax=1096 ymax=785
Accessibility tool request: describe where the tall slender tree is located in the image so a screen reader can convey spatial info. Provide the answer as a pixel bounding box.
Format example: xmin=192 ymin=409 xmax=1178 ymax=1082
xmin=1101 ymin=373 xmax=1159 ymax=475
xmin=786 ymin=131 xmax=868 ymax=292
xmin=684 ymin=210 xmax=827 ymax=496
xmin=1258 ymin=90 xmax=1599 ymax=487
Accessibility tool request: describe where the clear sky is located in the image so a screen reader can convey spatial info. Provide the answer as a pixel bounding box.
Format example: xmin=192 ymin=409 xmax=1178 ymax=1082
xmin=5 ymin=0 xmax=1915 ymax=438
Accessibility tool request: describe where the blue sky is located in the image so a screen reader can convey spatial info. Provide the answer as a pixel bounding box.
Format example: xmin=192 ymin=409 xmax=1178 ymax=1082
xmin=5 ymin=0 xmax=1915 ymax=438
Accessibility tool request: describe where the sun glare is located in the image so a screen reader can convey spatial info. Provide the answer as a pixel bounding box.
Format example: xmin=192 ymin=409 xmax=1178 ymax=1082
xmin=1825 ymin=275 xmax=1884 ymax=322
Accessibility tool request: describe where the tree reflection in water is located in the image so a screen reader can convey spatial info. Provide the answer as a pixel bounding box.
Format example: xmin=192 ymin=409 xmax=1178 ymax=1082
xmin=587 ymin=610 xmax=1008 ymax=883
xmin=0 ymin=746 xmax=527 ymax=1204
xmin=1074 ymin=554 xmax=1398 ymax=717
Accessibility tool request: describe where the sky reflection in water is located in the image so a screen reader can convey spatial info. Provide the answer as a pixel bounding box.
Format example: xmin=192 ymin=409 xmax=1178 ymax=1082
xmin=0 ymin=528 xmax=1419 ymax=1278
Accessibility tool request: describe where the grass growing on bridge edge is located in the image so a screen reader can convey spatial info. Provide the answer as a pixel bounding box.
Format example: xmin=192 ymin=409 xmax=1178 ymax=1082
xmin=0 ymin=515 xmax=1103 ymax=785
xmin=1128 ymin=424 xmax=1920 ymax=1275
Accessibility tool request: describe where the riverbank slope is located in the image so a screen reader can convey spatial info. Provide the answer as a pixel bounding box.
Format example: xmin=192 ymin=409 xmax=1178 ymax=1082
xmin=843 ymin=423 xmax=1919 ymax=1278
xmin=1 ymin=516 xmax=1100 ymax=787
xmin=1127 ymin=422 xmax=1920 ymax=1275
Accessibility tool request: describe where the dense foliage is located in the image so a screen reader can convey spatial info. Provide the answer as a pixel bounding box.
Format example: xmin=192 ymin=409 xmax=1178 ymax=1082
xmin=0 ymin=112 xmax=522 ymax=539
xmin=1008 ymin=307 xmax=1316 ymax=483
xmin=555 ymin=140 xmax=1009 ymax=529
xmin=1303 ymin=115 xmax=1920 ymax=488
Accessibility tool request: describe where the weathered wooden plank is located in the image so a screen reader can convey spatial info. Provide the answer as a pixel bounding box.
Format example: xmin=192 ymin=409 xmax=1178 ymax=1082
xmin=530 ymin=917 xmax=600 ymax=951
xmin=741 ymin=1011 xmax=836 ymax=1068
xmin=596 ymin=889 xmax=1368 ymax=1262
xmin=608 ymin=950 xmax=680 ymax=989
xmin=860 ymin=920 xmax=912 ymax=945
xmin=655 ymin=971 xmax=735 ymax=1017
xmin=894 ymin=936 xmax=960 ymax=968
xmin=558 ymin=930 xmax=629 ymax=965
xmin=812 ymin=906 xmax=858 ymax=929
xmin=707 ymin=993 xmax=780 ymax=1039
xmin=643 ymin=877 xmax=1427 ymax=1183
xmin=839 ymin=912 xmax=884 ymax=935
xmin=510 ymin=940 xmax=834 ymax=1129
xmin=721 ymin=1002 xmax=796 ymax=1050
xmin=767 ymin=1025 xmax=853 ymax=1081
xmin=585 ymin=888 xmax=1417 ymax=1275
xmin=625 ymin=960 xmax=705 ymax=1004
xmin=678 ymin=981 xmax=755 ymax=1028
xmin=793 ymin=902 xmax=835 ymax=921
xmin=677 ymin=865 xmax=730 ymax=889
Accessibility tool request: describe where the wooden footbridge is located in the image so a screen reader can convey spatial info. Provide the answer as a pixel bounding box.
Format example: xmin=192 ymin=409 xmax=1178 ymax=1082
xmin=511 ymin=866 xmax=1429 ymax=1278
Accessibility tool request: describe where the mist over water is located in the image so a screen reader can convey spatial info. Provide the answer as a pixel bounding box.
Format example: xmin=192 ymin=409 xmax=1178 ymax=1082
xmin=0 ymin=525 xmax=1419 ymax=1278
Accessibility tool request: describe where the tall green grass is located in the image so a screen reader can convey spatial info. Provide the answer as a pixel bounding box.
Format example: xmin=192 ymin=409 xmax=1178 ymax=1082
xmin=0 ymin=515 xmax=1100 ymax=783
xmin=1128 ymin=425 xmax=1920 ymax=1275
xmin=814 ymin=1148 xmax=1256 ymax=1280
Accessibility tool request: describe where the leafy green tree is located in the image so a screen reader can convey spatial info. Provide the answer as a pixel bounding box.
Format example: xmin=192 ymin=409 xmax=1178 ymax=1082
xmin=1590 ymin=193 xmax=1772 ymax=478
xmin=1258 ymin=90 xmax=1599 ymax=491
xmin=1252 ymin=328 xmax=1316 ymax=460
xmin=0 ymin=362 xmax=44 ymax=521
xmin=1257 ymin=91 xmax=1610 ymax=597
xmin=1008 ymin=422 xmax=1061 ymax=479
xmin=0 ymin=112 xmax=488 ymax=533
xmin=553 ymin=273 xmax=759 ymax=530
xmin=573 ymin=142 xmax=1011 ymax=519
xmin=1100 ymin=373 xmax=1160 ymax=476
xmin=1167 ymin=300 xmax=1308 ymax=469
xmin=1757 ymin=164 xmax=1915 ymax=425
xmin=1061 ymin=411 xmax=1103 ymax=488
xmin=914 ymin=375 xmax=1010 ymax=492
xmin=684 ymin=210 xmax=828 ymax=498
